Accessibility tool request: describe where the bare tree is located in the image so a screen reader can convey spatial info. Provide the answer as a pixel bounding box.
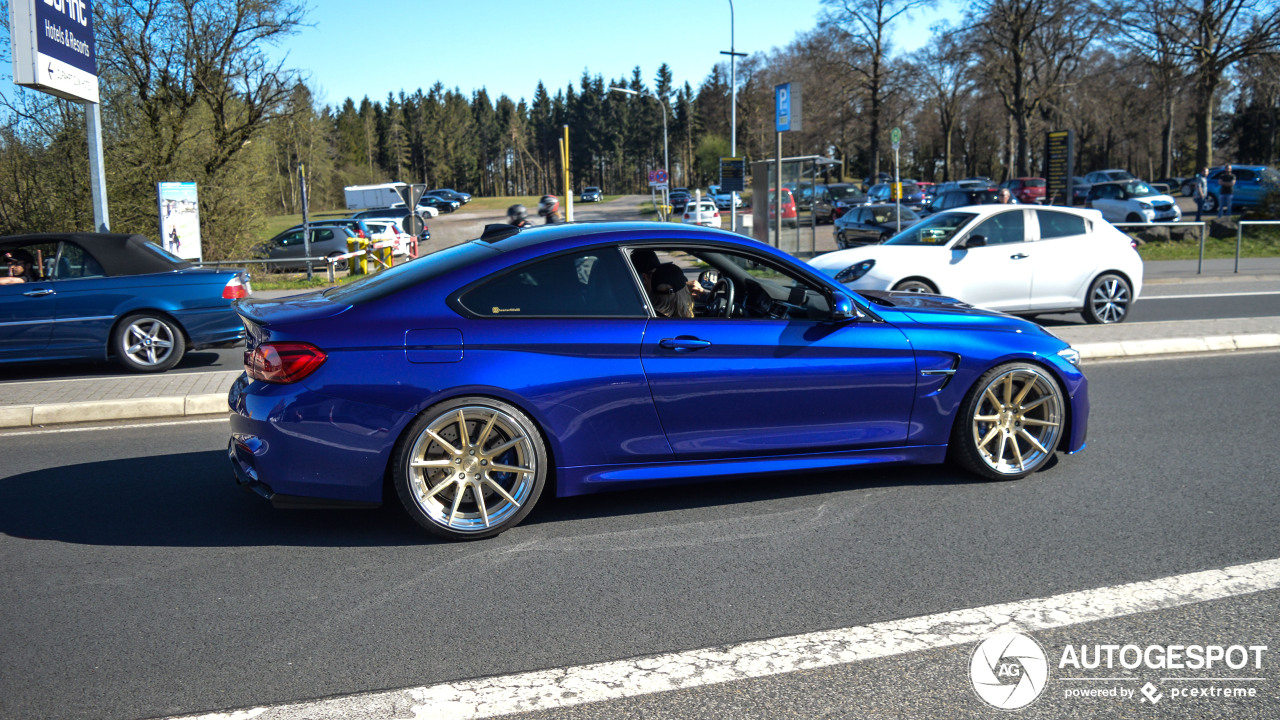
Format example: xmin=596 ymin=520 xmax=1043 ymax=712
xmin=968 ymin=0 xmax=1096 ymax=177
xmin=906 ymin=26 xmax=974 ymax=181
xmin=1156 ymin=0 xmax=1280 ymax=167
xmin=823 ymin=0 xmax=936 ymax=180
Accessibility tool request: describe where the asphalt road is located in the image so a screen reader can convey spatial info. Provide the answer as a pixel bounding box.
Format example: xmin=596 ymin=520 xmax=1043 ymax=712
xmin=2 ymin=351 xmax=1278 ymax=719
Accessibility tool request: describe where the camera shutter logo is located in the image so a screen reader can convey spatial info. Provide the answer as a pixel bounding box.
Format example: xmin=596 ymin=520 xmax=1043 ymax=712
xmin=970 ymin=632 xmax=1049 ymax=710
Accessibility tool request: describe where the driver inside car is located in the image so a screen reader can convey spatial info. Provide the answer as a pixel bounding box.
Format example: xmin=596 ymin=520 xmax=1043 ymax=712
xmin=650 ymin=262 xmax=695 ymax=318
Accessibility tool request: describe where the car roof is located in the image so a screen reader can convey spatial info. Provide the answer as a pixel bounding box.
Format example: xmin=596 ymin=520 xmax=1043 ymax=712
xmin=0 ymin=232 xmax=189 ymax=275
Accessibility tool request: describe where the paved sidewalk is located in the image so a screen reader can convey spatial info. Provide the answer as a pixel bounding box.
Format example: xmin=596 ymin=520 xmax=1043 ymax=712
xmin=1 ymin=259 xmax=1277 ymax=429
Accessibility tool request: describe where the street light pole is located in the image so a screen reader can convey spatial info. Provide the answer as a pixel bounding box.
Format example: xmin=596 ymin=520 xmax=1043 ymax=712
xmin=610 ymin=86 xmax=668 ymax=219
xmin=721 ymin=1 xmax=746 ymax=233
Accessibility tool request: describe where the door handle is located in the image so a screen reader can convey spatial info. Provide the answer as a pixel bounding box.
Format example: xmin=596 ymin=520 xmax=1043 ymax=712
xmin=23 ymin=288 xmax=54 ymax=297
xmin=1010 ymin=253 xmax=1029 ymax=260
xmin=659 ymin=337 xmax=712 ymax=352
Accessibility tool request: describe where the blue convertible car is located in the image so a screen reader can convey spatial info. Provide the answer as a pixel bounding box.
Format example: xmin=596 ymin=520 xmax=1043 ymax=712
xmin=0 ymin=233 xmax=249 ymax=372
xmin=229 ymin=222 xmax=1087 ymax=540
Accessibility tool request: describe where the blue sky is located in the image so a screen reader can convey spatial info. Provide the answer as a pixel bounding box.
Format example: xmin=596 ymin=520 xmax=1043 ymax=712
xmin=280 ymin=0 xmax=963 ymax=109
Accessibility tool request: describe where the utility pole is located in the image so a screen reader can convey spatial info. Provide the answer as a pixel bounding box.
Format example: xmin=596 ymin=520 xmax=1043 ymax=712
xmin=722 ymin=0 xmax=746 ymax=233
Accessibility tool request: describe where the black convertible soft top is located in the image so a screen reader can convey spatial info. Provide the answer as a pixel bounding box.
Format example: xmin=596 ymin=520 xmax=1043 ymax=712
xmin=0 ymin=233 xmax=192 ymax=276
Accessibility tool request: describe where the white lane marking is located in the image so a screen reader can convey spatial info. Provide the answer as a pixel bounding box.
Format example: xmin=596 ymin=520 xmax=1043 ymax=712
xmin=1143 ymin=290 xmax=1280 ymax=300
xmin=170 ymin=557 xmax=1280 ymax=720
xmin=0 ymin=417 xmax=227 ymax=437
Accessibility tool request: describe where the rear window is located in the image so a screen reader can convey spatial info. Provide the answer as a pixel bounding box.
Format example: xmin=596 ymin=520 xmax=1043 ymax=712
xmin=1026 ymin=179 xmax=1046 ymax=187
xmin=324 ymin=242 xmax=498 ymax=305
xmin=1036 ymin=210 xmax=1087 ymax=239
xmin=458 ymin=247 xmax=646 ymax=318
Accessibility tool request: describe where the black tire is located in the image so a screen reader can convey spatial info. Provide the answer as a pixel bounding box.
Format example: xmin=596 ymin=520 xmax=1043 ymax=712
xmin=1081 ymin=273 xmax=1132 ymax=324
xmin=113 ymin=312 xmax=186 ymax=373
xmin=892 ymin=278 xmax=937 ymax=294
xmin=1201 ymin=193 xmax=1217 ymax=213
xmin=951 ymin=362 xmax=1065 ymax=481
xmin=392 ymin=396 xmax=547 ymax=541
xmin=1125 ymin=213 xmax=1143 ymax=223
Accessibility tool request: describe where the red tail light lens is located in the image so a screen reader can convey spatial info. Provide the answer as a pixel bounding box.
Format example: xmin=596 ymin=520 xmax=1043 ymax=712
xmin=222 ymin=275 xmax=251 ymax=299
xmin=245 ymin=342 xmax=327 ymax=383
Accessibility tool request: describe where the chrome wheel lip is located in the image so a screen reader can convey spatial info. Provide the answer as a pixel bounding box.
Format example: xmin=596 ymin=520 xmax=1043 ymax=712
xmin=406 ymin=405 xmax=536 ymax=534
xmin=1090 ymin=277 xmax=1130 ymax=323
xmin=970 ymin=368 xmax=1064 ymax=475
xmin=124 ymin=318 xmax=176 ymax=367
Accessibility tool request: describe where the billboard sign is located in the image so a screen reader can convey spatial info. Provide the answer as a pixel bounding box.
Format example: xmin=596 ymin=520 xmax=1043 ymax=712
xmin=157 ymin=182 xmax=203 ymax=262
xmin=10 ymin=0 xmax=99 ymax=103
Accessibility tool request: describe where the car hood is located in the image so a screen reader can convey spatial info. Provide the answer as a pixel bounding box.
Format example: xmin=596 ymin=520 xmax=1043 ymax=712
xmin=809 ymin=243 xmax=947 ymax=274
xmin=857 ymin=290 xmax=1050 ymax=335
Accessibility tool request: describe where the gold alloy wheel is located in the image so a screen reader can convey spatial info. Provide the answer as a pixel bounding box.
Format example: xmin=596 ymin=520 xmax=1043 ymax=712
xmin=404 ymin=404 xmax=539 ymax=536
xmin=969 ymin=367 xmax=1064 ymax=476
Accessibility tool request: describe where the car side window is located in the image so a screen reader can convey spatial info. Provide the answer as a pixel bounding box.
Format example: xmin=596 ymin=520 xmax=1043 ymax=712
xmin=970 ymin=210 xmax=1025 ymax=245
xmin=1234 ymin=169 xmax=1256 ymax=182
xmin=459 ymin=248 xmax=647 ymax=318
xmin=316 ymin=229 xmax=334 ymax=242
xmin=278 ymin=231 xmax=302 ymax=247
xmin=53 ymin=242 xmax=106 ymax=279
xmin=1036 ymin=210 xmax=1087 ymax=240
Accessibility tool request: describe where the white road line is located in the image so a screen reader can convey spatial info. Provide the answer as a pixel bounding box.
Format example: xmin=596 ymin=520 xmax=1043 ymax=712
xmin=1144 ymin=290 xmax=1280 ymax=300
xmin=170 ymin=557 xmax=1280 ymax=720
xmin=0 ymin=417 xmax=227 ymax=437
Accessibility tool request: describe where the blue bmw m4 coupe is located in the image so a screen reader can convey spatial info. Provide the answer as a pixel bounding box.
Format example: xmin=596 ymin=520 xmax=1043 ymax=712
xmin=228 ymin=222 xmax=1088 ymax=540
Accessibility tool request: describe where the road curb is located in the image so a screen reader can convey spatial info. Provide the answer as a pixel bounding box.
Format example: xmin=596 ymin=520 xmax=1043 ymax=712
xmin=0 ymin=393 xmax=228 ymax=429
xmin=1076 ymin=332 xmax=1280 ymax=360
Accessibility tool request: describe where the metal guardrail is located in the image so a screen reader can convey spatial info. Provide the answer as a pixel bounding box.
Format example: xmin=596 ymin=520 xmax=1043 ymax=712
xmin=1116 ymin=219 xmax=1280 ymax=274
xmin=1113 ymin=221 xmax=1208 ymax=274
xmin=1237 ymin=221 xmax=1280 ymax=273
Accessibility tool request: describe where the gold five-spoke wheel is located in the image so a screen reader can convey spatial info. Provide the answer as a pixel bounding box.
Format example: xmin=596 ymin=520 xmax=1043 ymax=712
xmin=394 ymin=398 xmax=547 ymax=540
xmin=955 ymin=364 xmax=1065 ymax=480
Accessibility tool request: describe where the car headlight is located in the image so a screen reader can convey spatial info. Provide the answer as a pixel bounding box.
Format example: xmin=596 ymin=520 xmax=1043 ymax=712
xmin=1057 ymin=347 xmax=1081 ymax=366
xmin=835 ymin=259 xmax=876 ymax=283
xmin=1137 ymin=202 xmax=1152 ymax=210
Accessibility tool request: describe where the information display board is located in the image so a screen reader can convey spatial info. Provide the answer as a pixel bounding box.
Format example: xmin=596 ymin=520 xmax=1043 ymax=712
xmin=1044 ymin=130 xmax=1075 ymax=206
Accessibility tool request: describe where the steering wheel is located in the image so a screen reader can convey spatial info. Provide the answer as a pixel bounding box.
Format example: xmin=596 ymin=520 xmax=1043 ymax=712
xmin=706 ymin=277 xmax=736 ymax=318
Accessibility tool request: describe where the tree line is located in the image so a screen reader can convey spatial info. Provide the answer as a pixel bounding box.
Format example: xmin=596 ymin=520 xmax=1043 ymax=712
xmin=1 ymin=0 xmax=1277 ymax=259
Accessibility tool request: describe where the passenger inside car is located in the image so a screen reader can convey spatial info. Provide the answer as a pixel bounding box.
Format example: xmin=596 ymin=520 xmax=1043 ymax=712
xmin=0 ymin=248 xmax=35 ymax=285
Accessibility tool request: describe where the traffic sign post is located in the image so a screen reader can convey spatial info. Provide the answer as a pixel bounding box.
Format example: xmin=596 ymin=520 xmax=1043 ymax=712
xmin=891 ymin=127 xmax=902 ymax=232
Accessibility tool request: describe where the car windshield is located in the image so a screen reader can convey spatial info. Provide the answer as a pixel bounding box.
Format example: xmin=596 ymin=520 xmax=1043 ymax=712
xmin=1106 ymin=171 xmax=1136 ymax=181
xmin=883 ymin=211 xmax=975 ymax=246
xmin=1025 ymin=179 xmax=1046 ymax=187
xmin=1123 ymin=181 xmax=1160 ymax=198
xmin=829 ymin=186 xmax=863 ymax=200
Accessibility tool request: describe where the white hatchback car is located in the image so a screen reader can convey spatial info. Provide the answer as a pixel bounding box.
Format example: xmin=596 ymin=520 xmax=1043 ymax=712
xmin=681 ymin=199 xmax=723 ymax=228
xmin=808 ymin=205 xmax=1144 ymax=324
xmin=361 ymin=219 xmax=415 ymax=257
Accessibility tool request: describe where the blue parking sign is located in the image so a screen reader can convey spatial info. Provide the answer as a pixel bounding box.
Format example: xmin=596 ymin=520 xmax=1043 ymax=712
xmin=775 ymin=83 xmax=802 ymax=133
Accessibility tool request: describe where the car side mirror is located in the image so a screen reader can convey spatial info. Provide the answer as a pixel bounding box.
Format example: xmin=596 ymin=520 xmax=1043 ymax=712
xmin=830 ymin=293 xmax=862 ymax=322
xmin=962 ymin=234 xmax=987 ymax=249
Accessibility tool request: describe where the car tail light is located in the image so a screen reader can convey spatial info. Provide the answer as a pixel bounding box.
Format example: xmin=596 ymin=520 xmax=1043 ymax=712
xmin=244 ymin=342 xmax=327 ymax=383
xmin=222 ymin=274 xmax=251 ymax=299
